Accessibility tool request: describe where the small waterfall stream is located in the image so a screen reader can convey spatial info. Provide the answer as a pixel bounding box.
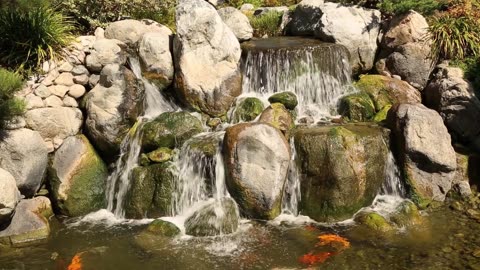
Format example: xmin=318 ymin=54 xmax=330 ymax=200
xmin=106 ymin=57 xmax=177 ymax=218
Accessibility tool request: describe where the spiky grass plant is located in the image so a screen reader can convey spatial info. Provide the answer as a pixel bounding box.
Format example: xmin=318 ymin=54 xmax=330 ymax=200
xmin=250 ymin=11 xmax=283 ymax=37
xmin=0 ymin=69 xmax=25 ymax=130
xmin=0 ymin=6 xmax=74 ymax=69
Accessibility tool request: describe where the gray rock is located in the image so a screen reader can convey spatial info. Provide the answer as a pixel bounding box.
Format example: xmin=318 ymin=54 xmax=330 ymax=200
xmin=62 ymin=96 xmax=78 ymax=107
xmin=25 ymin=94 xmax=44 ymax=109
xmin=34 ymin=84 xmax=51 ymax=98
xmin=68 ymin=84 xmax=86 ymax=98
xmin=138 ymin=32 xmax=174 ymax=90
xmin=218 ymin=7 xmax=253 ymax=41
xmin=73 ymin=74 xmax=90 ymax=85
xmin=44 ymin=95 xmax=63 ymax=107
xmin=0 ymin=197 xmax=53 ymax=247
xmin=240 ymin=3 xmax=254 ymax=11
xmin=48 ymin=135 xmax=107 ymax=217
xmin=174 ymin=0 xmax=242 ymax=117
xmin=4 ymin=116 xmax=26 ymax=130
xmin=94 ymin=27 xmax=105 ymax=39
xmin=85 ymin=39 xmax=127 ymax=72
xmin=254 ymin=6 xmax=289 ymax=16
xmin=425 ymin=65 xmax=480 ymax=152
xmin=54 ymin=72 xmax=75 ymax=86
xmin=72 ymin=65 xmax=89 ymax=76
xmin=387 ymin=103 xmax=457 ymax=205
xmin=224 ymin=123 xmax=290 ymax=220
xmin=0 ymin=168 xmax=21 ymax=226
xmin=105 ymin=19 xmax=172 ymax=47
xmin=25 ymin=107 xmax=83 ymax=141
xmin=0 ymin=129 xmax=48 ymax=197
xmin=89 ymin=74 xmax=100 ymax=88
xmin=41 ymin=70 xmax=59 ymax=86
xmin=287 ymin=0 xmax=325 ymax=36
xmin=58 ymin=62 xmax=73 ymax=73
xmin=185 ymin=198 xmax=239 ymax=236
xmin=376 ymin=11 xmax=435 ymax=89
xmin=48 ymin=85 xmax=69 ymax=97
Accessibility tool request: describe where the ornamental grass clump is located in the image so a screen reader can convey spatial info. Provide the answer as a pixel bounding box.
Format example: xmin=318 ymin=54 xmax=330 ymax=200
xmin=250 ymin=11 xmax=283 ymax=37
xmin=0 ymin=5 xmax=74 ymax=69
xmin=0 ymin=69 xmax=25 ymax=130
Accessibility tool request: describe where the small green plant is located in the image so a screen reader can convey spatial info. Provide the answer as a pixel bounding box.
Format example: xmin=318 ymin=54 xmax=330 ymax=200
xmin=250 ymin=11 xmax=283 ymax=37
xmin=0 ymin=69 xmax=25 ymax=130
xmin=378 ymin=0 xmax=446 ymax=15
xmin=451 ymin=56 xmax=480 ymax=94
xmin=0 ymin=6 xmax=74 ymax=69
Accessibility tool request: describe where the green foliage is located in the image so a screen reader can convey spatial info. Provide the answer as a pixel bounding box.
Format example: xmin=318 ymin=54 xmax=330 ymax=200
xmin=451 ymin=57 xmax=480 ymax=94
xmin=378 ymin=0 xmax=446 ymax=15
xmin=0 ymin=5 xmax=74 ymax=69
xmin=54 ymin=0 xmax=176 ymax=32
xmin=0 ymin=69 xmax=25 ymax=130
xmin=227 ymin=0 xmax=299 ymax=8
xmin=429 ymin=15 xmax=480 ymax=60
xmin=250 ymin=11 xmax=283 ymax=37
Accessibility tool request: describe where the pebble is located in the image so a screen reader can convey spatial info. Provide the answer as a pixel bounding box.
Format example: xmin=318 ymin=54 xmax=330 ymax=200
xmin=49 ymin=85 xmax=69 ymax=98
xmin=34 ymin=84 xmax=51 ymax=98
xmin=473 ymin=250 xmax=480 ymax=258
xmin=54 ymin=72 xmax=75 ymax=86
xmin=68 ymin=84 xmax=86 ymax=98
xmin=44 ymin=95 xmax=63 ymax=107
xmin=442 ymin=247 xmax=453 ymax=253
xmin=25 ymin=94 xmax=44 ymax=109
xmin=62 ymin=96 xmax=78 ymax=107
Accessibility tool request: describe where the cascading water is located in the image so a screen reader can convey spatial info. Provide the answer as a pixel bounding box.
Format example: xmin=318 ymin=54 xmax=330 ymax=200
xmin=106 ymin=57 xmax=177 ymax=217
xmin=281 ymin=138 xmax=301 ymax=216
xmin=241 ymin=37 xmax=355 ymax=121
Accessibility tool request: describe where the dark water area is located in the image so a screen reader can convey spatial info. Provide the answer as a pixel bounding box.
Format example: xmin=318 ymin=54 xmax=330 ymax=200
xmin=1 ymin=200 xmax=479 ymax=270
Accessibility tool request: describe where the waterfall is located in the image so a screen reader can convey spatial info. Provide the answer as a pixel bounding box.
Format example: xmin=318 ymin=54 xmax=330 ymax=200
xmin=281 ymin=138 xmax=301 ymax=216
xmin=241 ymin=37 xmax=354 ymax=121
xmin=381 ymin=150 xmax=406 ymax=197
xmin=106 ymin=57 xmax=177 ymax=217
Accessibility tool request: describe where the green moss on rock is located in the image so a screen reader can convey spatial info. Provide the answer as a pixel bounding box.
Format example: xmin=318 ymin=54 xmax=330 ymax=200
xmin=373 ymin=104 xmax=392 ymax=123
xmin=231 ymin=97 xmax=264 ymax=123
xmin=259 ymin=103 xmax=295 ymax=138
xmin=146 ymin=219 xmax=180 ymax=237
xmin=339 ymin=92 xmax=376 ymax=122
xmin=354 ymin=212 xmax=393 ymax=232
xmin=185 ymin=198 xmax=239 ymax=237
xmin=268 ymin=91 xmax=298 ymax=110
xmin=147 ymin=147 xmax=173 ymax=163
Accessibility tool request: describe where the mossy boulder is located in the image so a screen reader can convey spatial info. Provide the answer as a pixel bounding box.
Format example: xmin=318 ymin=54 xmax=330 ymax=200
xmin=185 ymin=198 xmax=239 ymax=237
xmin=231 ymin=97 xmax=264 ymax=123
xmin=145 ymin=219 xmax=180 ymax=237
xmin=268 ymin=91 xmax=298 ymax=110
xmin=294 ymin=124 xmax=389 ymax=222
xmin=124 ymin=163 xmax=175 ymax=219
xmin=373 ymin=104 xmax=392 ymax=123
xmin=390 ymin=200 xmax=423 ymax=227
xmin=141 ymin=112 xmax=203 ymax=152
xmin=259 ymin=103 xmax=295 ymax=138
xmin=147 ymin=147 xmax=173 ymax=163
xmin=354 ymin=211 xmax=393 ymax=232
xmin=339 ymin=92 xmax=376 ymax=122
xmin=187 ymin=133 xmax=222 ymax=158
xmin=48 ymin=135 xmax=107 ymax=217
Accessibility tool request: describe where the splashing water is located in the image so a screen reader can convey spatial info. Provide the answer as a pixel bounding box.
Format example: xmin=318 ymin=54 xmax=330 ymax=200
xmin=281 ymin=138 xmax=301 ymax=216
xmin=241 ymin=37 xmax=355 ymax=121
xmin=106 ymin=57 xmax=177 ymax=218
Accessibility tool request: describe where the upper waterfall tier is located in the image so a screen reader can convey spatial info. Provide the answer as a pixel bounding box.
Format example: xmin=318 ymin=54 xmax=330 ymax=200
xmin=241 ymin=37 xmax=354 ymax=121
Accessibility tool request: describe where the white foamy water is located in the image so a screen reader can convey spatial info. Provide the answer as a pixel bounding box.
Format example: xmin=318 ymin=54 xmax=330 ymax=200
xmin=281 ymin=138 xmax=301 ymax=216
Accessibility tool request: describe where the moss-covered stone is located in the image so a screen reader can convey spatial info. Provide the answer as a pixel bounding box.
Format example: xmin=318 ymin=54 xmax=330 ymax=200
xmin=231 ymin=97 xmax=264 ymax=123
xmin=373 ymin=104 xmax=392 ymax=123
xmin=354 ymin=212 xmax=393 ymax=232
xmin=48 ymin=135 xmax=107 ymax=217
xmin=268 ymin=91 xmax=298 ymax=110
xmin=185 ymin=198 xmax=239 ymax=237
xmin=141 ymin=112 xmax=203 ymax=152
xmin=147 ymin=147 xmax=173 ymax=163
xmin=339 ymin=92 xmax=376 ymax=122
xmin=148 ymin=163 xmax=175 ymax=218
xmin=187 ymin=134 xmax=221 ymax=158
xmin=139 ymin=153 xmax=151 ymax=166
xmin=294 ymin=124 xmax=389 ymax=222
xmin=145 ymin=219 xmax=180 ymax=237
xmin=259 ymin=103 xmax=295 ymax=138
xmin=207 ymin=118 xmax=222 ymax=129
xmin=390 ymin=200 xmax=423 ymax=227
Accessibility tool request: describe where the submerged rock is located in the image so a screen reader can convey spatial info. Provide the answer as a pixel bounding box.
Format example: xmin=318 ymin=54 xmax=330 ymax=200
xmin=258 ymin=103 xmax=295 ymax=138
xmin=0 ymin=129 xmax=48 ymax=197
xmin=231 ymin=97 xmax=264 ymax=123
xmin=145 ymin=219 xmax=180 ymax=237
xmin=174 ymin=0 xmax=242 ymax=117
xmin=0 ymin=197 xmax=53 ymax=247
xmin=48 ymin=135 xmax=108 ymax=217
xmin=268 ymin=91 xmax=298 ymax=110
xmin=390 ymin=200 xmax=423 ymax=227
xmin=0 ymin=169 xmax=21 ymax=227
xmin=294 ymin=124 xmax=389 ymax=222
xmin=185 ymin=198 xmax=239 ymax=237
xmin=141 ymin=112 xmax=203 ymax=152
xmin=224 ymin=123 xmax=290 ymax=220
xmin=387 ymin=104 xmax=457 ymax=206
xmin=354 ymin=212 xmax=393 ymax=233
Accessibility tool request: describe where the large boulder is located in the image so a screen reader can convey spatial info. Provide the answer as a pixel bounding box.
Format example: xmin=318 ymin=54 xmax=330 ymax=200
xmin=174 ymin=0 xmax=242 ymax=117
xmin=387 ymin=104 xmax=457 ymax=206
xmin=185 ymin=198 xmax=239 ymax=237
xmin=376 ymin=11 xmax=435 ymax=89
xmin=85 ymin=64 xmax=144 ymax=157
xmin=0 ymin=129 xmax=48 ymax=197
xmin=425 ymin=65 xmax=480 ymax=152
xmin=105 ymin=19 xmax=172 ymax=47
xmin=141 ymin=111 xmax=203 ymax=152
xmin=288 ymin=1 xmax=381 ymax=73
xmin=223 ymin=123 xmax=290 ymax=220
xmin=48 ymin=135 xmax=108 ymax=217
xmin=25 ymin=107 xmax=83 ymax=141
xmin=138 ymin=32 xmax=174 ymax=90
xmin=85 ymin=39 xmax=127 ymax=73
xmin=124 ymin=163 xmax=175 ymax=219
xmin=218 ymin=7 xmax=253 ymax=41
xmin=0 ymin=169 xmax=21 ymax=226
xmin=294 ymin=124 xmax=389 ymax=222
xmin=258 ymin=103 xmax=295 ymax=138
xmin=0 ymin=197 xmax=53 ymax=247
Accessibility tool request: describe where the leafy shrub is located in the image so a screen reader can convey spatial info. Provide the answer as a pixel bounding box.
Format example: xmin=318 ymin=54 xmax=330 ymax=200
xmin=227 ymin=0 xmax=299 ymax=8
xmin=452 ymin=57 xmax=480 ymax=94
xmin=54 ymin=0 xmax=176 ymax=32
xmin=250 ymin=11 xmax=283 ymax=37
xmin=378 ymin=0 xmax=447 ymax=15
xmin=0 ymin=69 xmax=25 ymax=130
xmin=0 ymin=6 xmax=74 ymax=69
